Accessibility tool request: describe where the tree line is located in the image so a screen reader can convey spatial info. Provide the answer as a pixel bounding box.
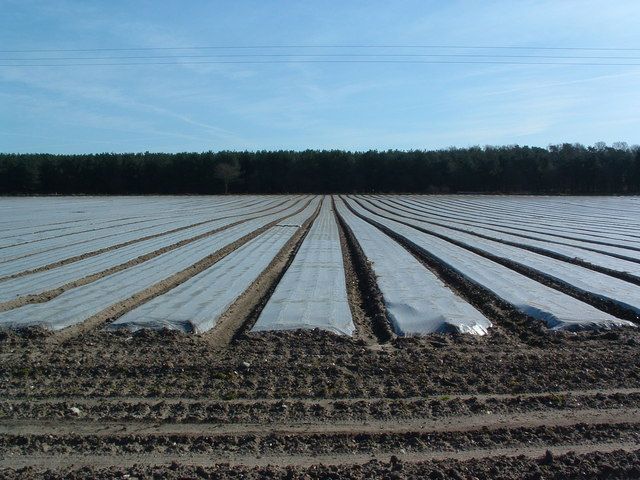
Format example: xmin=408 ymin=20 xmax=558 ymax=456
xmin=1 ymin=143 xmax=638 ymax=195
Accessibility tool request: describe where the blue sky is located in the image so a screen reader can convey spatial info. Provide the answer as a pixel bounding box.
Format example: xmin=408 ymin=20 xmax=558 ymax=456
xmin=1 ymin=0 xmax=639 ymax=153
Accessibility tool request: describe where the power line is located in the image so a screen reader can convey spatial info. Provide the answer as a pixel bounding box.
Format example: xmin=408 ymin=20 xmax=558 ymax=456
xmin=3 ymin=60 xmax=640 ymax=67
xmin=4 ymin=53 xmax=640 ymax=61
xmin=2 ymin=44 xmax=640 ymax=53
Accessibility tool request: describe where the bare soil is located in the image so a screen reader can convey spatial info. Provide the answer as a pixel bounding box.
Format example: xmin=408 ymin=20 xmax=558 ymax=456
xmin=0 ymin=198 xmax=298 ymax=313
xmin=1 ymin=326 xmax=639 ymax=478
xmin=1 ymin=198 xmax=639 ymax=478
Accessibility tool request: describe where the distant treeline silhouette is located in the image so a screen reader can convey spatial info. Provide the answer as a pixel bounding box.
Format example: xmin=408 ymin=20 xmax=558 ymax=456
xmin=1 ymin=143 xmax=638 ymax=195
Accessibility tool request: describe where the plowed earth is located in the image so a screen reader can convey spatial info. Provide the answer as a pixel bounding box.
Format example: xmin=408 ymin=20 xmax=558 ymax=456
xmin=1 ymin=195 xmax=639 ymax=478
xmin=1 ymin=327 xmax=639 ymax=478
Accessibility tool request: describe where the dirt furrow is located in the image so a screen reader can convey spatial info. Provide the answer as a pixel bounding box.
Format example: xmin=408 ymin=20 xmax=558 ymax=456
xmin=205 ymin=200 xmax=322 ymax=347
xmin=2 ymin=327 xmax=639 ymax=399
xmin=358 ymin=199 xmax=640 ymax=324
xmin=3 ymin=386 xmax=640 ymax=406
xmin=0 ymin=198 xmax=253 ymax=244
xmin=342 ymin=196 xmax=546 ymax=342
xmin=378 ymin=196 xmax=640 ymax=254
xmin=1 ymin=422 xmax=638 ymax=456
xmin=0 ymin=199 xmax=301 ymax=313
xmin=462 ymin=251 xmax=640 ymax=324
xmin=333 ymin=196 xmax=393 ymax=344
xmin=367 ymin=196 xmax=640 ymax=286
xmin=0 ymin=198 xmax=292 ymax=283
xmin=3 ymin=447 xmax=639 ymax=479
xmin=1 ymin=407 xmax=638 ymax=436
xmin=51 ymin=198 xmax=316 ymax=340
xmin=3 ymin=391 xmax=639 ymax=424
xmin=0 ymin=216 xmax=179 ymax=252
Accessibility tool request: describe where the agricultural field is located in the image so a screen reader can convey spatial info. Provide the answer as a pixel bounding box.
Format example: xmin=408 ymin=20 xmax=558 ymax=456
xmin=1 ymin=194 xmax=640 ymax=478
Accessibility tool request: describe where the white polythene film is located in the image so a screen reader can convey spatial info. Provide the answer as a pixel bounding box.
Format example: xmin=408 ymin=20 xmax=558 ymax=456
xmin=108 ymin=199 xmax=319 ymax=332
xmin=0 ymin=199 xmax=301 ymax=302
xmin=401 ymin=196 xmax=640 ymax=246
xmin=360 ymin=197 xmax=640 ymax=279
xmin=0 ymin=196 xmax=271 ymax=252
xmin=378 ymin=196 xmax=640 ymax=261
xmin=0 ymin=198 xmax=291 ymax=275
xmin=335 ymin=199 xmax=491 ymax=335
xmin=252 ymin=197 xmax=355 ymax=336
xmin=346 ymin=198 xmax=635 ymax=331
xmin=0 ymin=201 xmax=306 ymax=330
xmin=363 ymin=199 xmax=640 ymax=316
